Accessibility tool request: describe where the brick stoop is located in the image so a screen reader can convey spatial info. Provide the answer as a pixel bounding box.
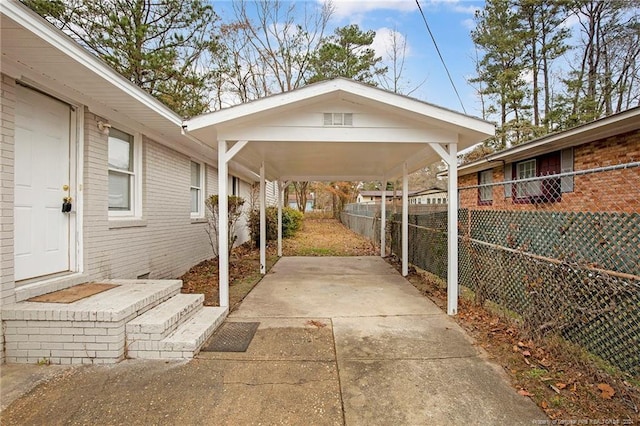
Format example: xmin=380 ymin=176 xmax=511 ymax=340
xmin=1 ymin=280 xmax=227 ymax=364
xmin=126 ymin=294 xmax=227 ymax=359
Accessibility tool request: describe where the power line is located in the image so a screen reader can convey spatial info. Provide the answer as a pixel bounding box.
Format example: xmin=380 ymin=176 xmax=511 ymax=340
xmin=415 ymin=0 xmax=467 ymax=114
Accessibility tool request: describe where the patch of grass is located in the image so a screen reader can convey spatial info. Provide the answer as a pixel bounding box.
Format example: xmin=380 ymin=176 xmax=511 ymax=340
xmin=525 ymin=368 xmax=548 ymax=380
xmin=294 ymin=247 xmax=340 ymax=256
xmin=283 ymin=218 xmax=378 ymax=257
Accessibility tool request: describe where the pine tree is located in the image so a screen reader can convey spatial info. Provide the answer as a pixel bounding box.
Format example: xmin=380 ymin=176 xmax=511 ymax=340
xmin=24 ymin=0 xmax=219 ymax=117
xmin=471 ymin=0 xmax=531 ymax=148
xmin=519 ymin=0 xmax=570 ymax=132
xmin=308 ymin=24 xmax=387 ymax=85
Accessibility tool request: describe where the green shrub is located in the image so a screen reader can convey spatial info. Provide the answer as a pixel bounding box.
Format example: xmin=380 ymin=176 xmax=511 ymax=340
xmin=248 ymin=206 xmax=303 ymax=246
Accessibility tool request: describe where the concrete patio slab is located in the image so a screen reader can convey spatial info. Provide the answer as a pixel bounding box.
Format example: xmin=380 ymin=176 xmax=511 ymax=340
xmin=0 ymin=359 xmax=343 ymax=426
xmin=233 ymin=258 xmax=440 ymax=318
xmin=199 ymin=317 xmax=336 ymax=361
xmin=340 ymin=357 xmax=544 ymax=425
xmin=332 ymin=315 xmax=478 ymax=360
xmin=1 ymin=256 xmax=546 ymax=425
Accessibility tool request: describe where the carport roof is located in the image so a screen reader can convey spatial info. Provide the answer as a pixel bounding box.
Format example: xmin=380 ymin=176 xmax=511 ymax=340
xmin=184 ymin=79 xmax=494 ymax=181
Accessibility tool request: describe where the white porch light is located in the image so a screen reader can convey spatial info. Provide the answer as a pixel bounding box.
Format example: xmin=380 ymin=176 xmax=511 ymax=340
xmin=185 ymin=78 xmax=494 ymax=315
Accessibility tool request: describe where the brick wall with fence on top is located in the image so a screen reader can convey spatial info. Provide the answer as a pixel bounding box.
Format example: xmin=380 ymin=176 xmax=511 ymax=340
xmin=342 ymin=160 xmax=640 ymax=377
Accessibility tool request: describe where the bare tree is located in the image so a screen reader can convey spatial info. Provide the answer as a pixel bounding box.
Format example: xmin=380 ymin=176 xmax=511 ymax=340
xmin=376 ymin=27 xmax=425 ymax=95
xmin=205 ymin=195 xmax=245 ymax=258
xmin=292 ymin=181 xmax=310 ymax=213
xmin=210 ymin=0 xmax=333 ymax=107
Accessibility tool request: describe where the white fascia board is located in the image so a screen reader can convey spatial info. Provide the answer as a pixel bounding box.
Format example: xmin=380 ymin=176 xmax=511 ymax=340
xmin=186 ymin=83 xmax=336 ymax=130
xmin=186 ymin=78 xmax=495 ymax=139
xmin=336 ymin=80 xmax=495 ymax=136
xmin=1 ymin=1 xmax=181 ymax=126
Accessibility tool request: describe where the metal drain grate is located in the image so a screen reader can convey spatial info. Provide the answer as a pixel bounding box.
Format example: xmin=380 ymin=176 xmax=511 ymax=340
xmin=202 ymin=322 xmax=260 ymax=352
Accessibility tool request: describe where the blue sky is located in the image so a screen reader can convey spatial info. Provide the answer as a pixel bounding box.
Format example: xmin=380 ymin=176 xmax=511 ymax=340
xmin=328 ymin=0 xmax=484 ymax=116
xmin=213 ymin=0 xmax=485 ymax=116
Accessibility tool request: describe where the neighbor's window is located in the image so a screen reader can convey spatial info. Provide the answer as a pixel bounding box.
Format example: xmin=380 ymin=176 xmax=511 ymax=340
xmin=108 ymin=128 xmax=139 ymax=215
xmin=478 ymin=170 xmax=493 ymax=204
xmin=190 ymin=161 xmax=204 ymax=217
xmin=515 ymin=159 xmax=541 ymax=198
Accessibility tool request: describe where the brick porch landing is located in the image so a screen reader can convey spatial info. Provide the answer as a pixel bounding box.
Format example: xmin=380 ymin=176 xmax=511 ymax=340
xmin=1 ymin=280 xmax=226 ymax=364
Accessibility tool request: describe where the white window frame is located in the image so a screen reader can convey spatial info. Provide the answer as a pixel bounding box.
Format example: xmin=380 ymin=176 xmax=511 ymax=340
xmin=323 ymin=112 xmax=353 ymax=126
xmin=516 ymin=159 xmax=542 ymax=198
xmin=479 ymin=169 xmax=493 ymax=202
xmin=190 ymin=160 xmax=205 ymax=218
xmin=108 ymin=127 xmax=142 ymax=218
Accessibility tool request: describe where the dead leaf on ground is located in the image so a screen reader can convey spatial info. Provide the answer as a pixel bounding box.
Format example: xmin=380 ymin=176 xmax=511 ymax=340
xmin=522 ymin=350 xmax=531 ymax=357
xmin=306 ymin=320 xmax=327 ymax=328
xmin=541 ymin=400 xmax=549 ymax=409
xmin=538 ymin=358 xmax=551 ymax=367
xmin=556 ymin=383 xmax=567 ymax=390
xmin=518 ymin=389 xmax=533 ymax=397
xmin=597 ymin=383 xmax=615 ymax=399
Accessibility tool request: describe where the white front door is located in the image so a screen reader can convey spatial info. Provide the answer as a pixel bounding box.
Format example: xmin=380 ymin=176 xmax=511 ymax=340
xmin=14 ymin=86 xmax=72 ymax=281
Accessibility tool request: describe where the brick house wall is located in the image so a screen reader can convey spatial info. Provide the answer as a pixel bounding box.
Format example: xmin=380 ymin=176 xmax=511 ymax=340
xmin=0 ymin=72 xmax=255 ymax=305
xmin=1 ymin=76 xmax=16 ymax=309
xmin=83 ymin=111 xmax=257 ymax=282
xmin=458 ymin=129 xmax=640 ymax=214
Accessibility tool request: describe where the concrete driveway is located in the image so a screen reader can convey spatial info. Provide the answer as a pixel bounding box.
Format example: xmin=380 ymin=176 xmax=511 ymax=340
xmin=1 ymin=256 xmax=545 ymax=425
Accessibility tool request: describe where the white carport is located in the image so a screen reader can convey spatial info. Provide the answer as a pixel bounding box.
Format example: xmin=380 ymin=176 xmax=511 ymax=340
xmin=184 ymin=79 xmax=494 ymax=315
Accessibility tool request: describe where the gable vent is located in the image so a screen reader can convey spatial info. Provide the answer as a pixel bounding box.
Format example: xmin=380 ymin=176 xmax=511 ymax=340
xmin=323 ymin=113 xmax=353 ymax=126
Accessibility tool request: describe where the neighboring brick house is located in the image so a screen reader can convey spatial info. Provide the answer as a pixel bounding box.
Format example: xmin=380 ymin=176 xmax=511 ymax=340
xmin=452 ymin=110 xmax=640 ymax=376
xmin=457 ymin=107 xmax=640 ymax=214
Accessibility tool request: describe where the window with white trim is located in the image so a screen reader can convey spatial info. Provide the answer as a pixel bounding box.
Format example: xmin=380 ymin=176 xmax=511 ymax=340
xmin=108 ymin=128 xmax=140 ymax=216
xmin=516 ymin=159 xmax=542 ymax=198
xmin=190 ymin=161 xmax=204 ymax=217
xmin=478 ymin=169 xmax=493 ymax=203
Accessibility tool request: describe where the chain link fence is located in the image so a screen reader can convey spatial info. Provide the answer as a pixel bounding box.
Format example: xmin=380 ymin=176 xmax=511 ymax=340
xmin=342 ymin=162 xmax=640 ymax=378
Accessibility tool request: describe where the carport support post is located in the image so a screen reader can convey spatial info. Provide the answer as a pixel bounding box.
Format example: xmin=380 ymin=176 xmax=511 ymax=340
xmin=260 ymin=162 xmax=266 ymax=274
xmin=447 ymin=143 xmax=459 ymax=315
xmin=277 ymin=181 xmax=283 ymax=257
xmin=380 ymin=177 xmax=386 ymax=257
xmin=428 ymin=141 xmax=460 ymax=316
xmin=218 ymin=140 xmax=229 ymax=308
xmin=402 ymin=163 xmax=408 ymax=276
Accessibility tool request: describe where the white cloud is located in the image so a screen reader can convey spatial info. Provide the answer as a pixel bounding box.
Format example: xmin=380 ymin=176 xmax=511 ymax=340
xmin=325 ymin=0 xmax=417 ymax=20
xmin=455 ymin=5 xmax=479 ymax=15
xmin=461 ymin=17 xmax=475 ymax=30
xmin=372 ymin=27 xmax=411 ymax=61
xmin=320 ymin=0 xmax=479 ymax=26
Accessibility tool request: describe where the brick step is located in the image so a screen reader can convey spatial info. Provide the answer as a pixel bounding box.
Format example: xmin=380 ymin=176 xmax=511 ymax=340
xmin=126 ymin=293 xmax=204 ymax=342
xmin=128 ymin=307 xmax=227 ymax=359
